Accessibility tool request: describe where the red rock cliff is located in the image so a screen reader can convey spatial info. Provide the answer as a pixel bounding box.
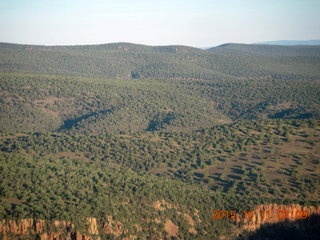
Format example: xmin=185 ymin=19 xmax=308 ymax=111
xmin=0 ymin=218 xmax=100 ymax=240
xmin=236 ymin=204 xmax=320 ymax=231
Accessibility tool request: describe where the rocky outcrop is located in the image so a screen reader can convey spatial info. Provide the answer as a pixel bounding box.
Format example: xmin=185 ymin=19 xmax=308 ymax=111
xmin=2 ymin=204 xmax=318 ymax=239
xmin=152 ymin=199 xmax=177 ymax=211
xmin=103 ymin=215 xmax=127 ymax=237
xmin=152 ymin=200 xmax=200 ymax=237
xmin=237 ymin=204 xmax=320 ymax=231
xmin=0 ymin=216 xmax=135 ymax=239
xmin=86 ymin=217 xmax=99 ymax=235
xmin=0 ymin=218 xmax=100 ymax=240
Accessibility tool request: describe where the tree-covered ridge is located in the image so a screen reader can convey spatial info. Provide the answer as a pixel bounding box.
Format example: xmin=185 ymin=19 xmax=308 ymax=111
xmin=1 ymin=73 xmax=320 ymax=135
xmin=1 ymin=119 xmax=319 ymax=204
xmin=1 ymin=42 xmax=320 ymax=239
xmin=0 ymin=152 xmax=237 ymax=239
xmin=210 ymin=43 xmax=320 ymax=57
xmin=0 ymin=73 xmax=229 ymax=134
xmin=1 ymin=119 xmax=319 ymax=238
xmin=188 ymin=78 xmax=320 ymax=120
xmin=1 ymin=42 xmax=320 ymax=80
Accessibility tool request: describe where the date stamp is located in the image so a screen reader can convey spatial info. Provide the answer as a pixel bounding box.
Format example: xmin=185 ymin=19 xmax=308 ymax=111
xmin=212 ymin=209 xmax=310 ymax=222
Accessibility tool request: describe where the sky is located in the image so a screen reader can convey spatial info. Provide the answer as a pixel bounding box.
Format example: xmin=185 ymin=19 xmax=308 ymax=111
xmin=1 ymin=0 xmax=320 ymax=47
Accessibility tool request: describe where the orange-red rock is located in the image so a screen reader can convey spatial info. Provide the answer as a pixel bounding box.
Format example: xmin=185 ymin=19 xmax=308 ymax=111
xmin=237 ymin=204 xmax=320 ymax=231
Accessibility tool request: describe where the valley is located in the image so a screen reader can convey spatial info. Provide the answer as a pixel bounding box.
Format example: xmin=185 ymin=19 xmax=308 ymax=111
xmin=0 ymin=42 xmax=320 ymax=239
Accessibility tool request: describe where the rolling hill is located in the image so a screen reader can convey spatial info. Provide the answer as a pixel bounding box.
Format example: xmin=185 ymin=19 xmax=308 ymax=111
xmin=1 ymin=42 xmax=320 ymax=80
xmin=0 ymin=42 xmax=320 ymax=239
xmin=255 ymin=39 xmax=320 ymax=46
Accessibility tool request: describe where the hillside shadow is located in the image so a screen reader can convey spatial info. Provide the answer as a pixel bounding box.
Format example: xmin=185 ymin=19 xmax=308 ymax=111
xmin=236 ymin=213 xmax=320 ymax=240
xmin=270 ymin=109 xmax=313 ymax=119
xmin=230 ymin=167 xmax=242 ymax=174
xmin=57 ymin=108 xmax=114 ymax=131
xmin=227 ymin=174 xmax=241 ymax=180
xmin=146 ymin=111 xmax=175 ymax=131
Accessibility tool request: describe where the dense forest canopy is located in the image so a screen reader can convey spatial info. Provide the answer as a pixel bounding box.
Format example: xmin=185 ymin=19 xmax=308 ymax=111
xmin=0 ymin=42 xmax=320 ymax=239
xmin=1 ymin=42 xmax=320 ymax=80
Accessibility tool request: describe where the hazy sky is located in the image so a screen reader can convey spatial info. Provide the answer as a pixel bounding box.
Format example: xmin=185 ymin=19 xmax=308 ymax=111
xmin=1 ymin=0 xmax=319 ymax=47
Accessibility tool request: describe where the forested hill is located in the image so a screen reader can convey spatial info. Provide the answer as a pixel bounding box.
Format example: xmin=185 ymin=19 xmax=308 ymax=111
xmin=1 ymin=42 xmax=320 ymax=239
xmin=210 ymin=43 xmax=320 ymax=57
xmin=1 ymin=42 xmax=320 ymax=80
xmin=1 ymin=42 xmax=320 ymax=134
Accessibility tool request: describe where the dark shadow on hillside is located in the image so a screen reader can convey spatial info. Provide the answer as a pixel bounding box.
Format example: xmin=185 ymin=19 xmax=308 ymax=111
xmin=146 ymin=111 xmax=175 ymax=131
xmin=236 ymin=214 xmax=320 ymax=240
xmin=57 ymin=108 xmax=114 ymax=131
xmin=270 ymin=109 xmax=313 ymax=119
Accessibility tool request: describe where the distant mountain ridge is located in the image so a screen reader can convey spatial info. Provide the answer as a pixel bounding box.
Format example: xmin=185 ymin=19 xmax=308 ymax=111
xmin=255 ymin=40 xmax=320 ymax=46
xmin=209 ymin=43 xmax=320 ymax=57
xmin=1 ymin=42 xmax=320 ymax=81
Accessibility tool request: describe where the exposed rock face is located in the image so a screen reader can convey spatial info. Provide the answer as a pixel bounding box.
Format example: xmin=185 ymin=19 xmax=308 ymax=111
xmin=1 ymin=204 xmax=319 ymax=239
xmin=86 ymin=217 xmax=99 ymax=235
xmin=152 ymin=199 xmax=177 ymax=211
xmin=103 ymin=215 xmax=127 ymax=237
xmin=0 ymin=218 xmax=100 ymax=240
xmin=237 ymin=204 xmax=320 ymax=231
xmin=152 ymin=200 xmax=199 ymax=237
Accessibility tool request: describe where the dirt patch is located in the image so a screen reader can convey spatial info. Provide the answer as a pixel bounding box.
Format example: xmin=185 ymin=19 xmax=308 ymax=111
xmin=0 ymin=198 xmax=24 ymax=204
xmin=33 ymin=96 xmax=75 ymax=117
xmin=164 ymin=219 xmax=179 ymax=239
xmin=2 ymin=93 xmax=25 ymax=103
xmin=150 ymin=163 xmax=170 ymax=175
xmin=188 ymin=227 xmax=197 ymax=234
xmin=183 ymin=213 xmax=195 ymax=227
xmin=267 ymin=101 xmax=293 ymax=110
xmin=177 ymin=212 xmax=197 ymax=234
xmin=154 ymin=218 xmax=161 ymax=224
xmin=38 ymin=107 xmax=60 ymax=117
xmin=48 ymin=152 xmax=89 ymax=161
xmin=194 ymin=209 xmax=201 ymax=223
xmin=149 ymin=136 xmax=164 ymax=142
xmin=34 ymin=96 xmax=73 ymax=105
xmin=21 ymin=86 xmax=31 ymax=89
xmin=152 ymin=200 xmax=177 ymax=211
xmin=217 ymin=118 xmax=232 ymax=125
